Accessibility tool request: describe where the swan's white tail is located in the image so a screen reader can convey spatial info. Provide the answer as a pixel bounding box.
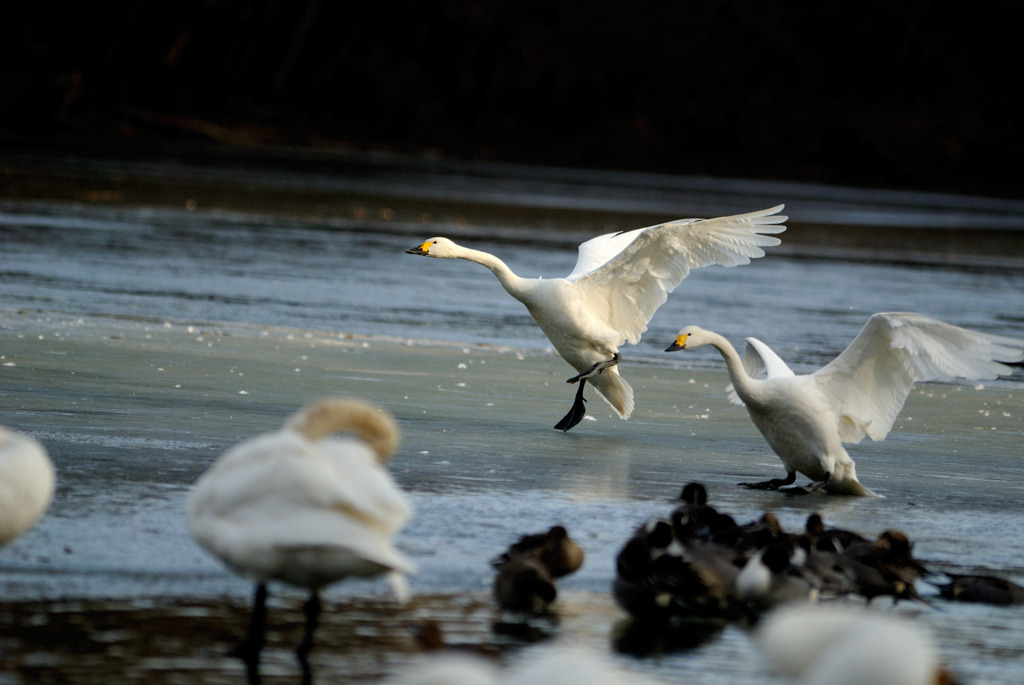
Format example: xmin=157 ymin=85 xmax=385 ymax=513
xmin=826 ymin=478 xmax=879 ymax=497
xmin=827 ymin=454 xmax=880 ymax=496
xmin=590 ymin=370 xmax=634 ymax=420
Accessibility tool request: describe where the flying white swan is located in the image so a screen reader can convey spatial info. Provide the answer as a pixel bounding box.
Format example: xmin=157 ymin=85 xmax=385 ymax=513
xmin=666 ymin=312 xmax=1024 ymax=495
xmin=186 ymin=397 xmax=415 ymax=677
xmin=407 ymin=205 xmax=787 ymax=431
xmin=0 ymin=425 xmax=55 ymax=547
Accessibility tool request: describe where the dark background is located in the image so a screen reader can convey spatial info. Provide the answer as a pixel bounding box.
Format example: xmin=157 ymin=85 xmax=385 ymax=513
xmin=2 ymin=1 xmax=1020 ymax=197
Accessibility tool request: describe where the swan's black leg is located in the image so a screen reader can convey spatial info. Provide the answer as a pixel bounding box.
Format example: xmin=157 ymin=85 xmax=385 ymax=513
xmin=230 ymin=582 xmax=268 ymax=684
xmin=566 ymin=353 xmax=621 ymax=384
xmin=739 ymin=471 xmax=796 ymax=491
xmin=556 ymin=354 xmax=621 ymax=431
xmin=296 ymin=591 xmax=322 ymax=685
xmin=554 ymin=379 xmax=588 ymax=432
xmin=780 ymin=472 xmax=831 ymax=495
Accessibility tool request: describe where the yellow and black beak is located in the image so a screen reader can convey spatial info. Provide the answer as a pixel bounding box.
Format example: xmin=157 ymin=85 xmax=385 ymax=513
xmin=405 ymin=241 xmax=433 ymax=256
xmin=665 ymin=333 xmax=689 ymax=352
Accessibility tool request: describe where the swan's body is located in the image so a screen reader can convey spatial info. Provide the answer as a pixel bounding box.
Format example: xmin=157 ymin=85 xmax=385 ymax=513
xmin=382 ymin=653 xmax=500 ymax=685
xmin=755 ymin=603 xmax=953 ymax=685
xmin=408 ymin=205 xmax=786 ymax=430
xmin=384 ymin=642 xmax=668 ymax=685
xmin=667 ymin=313 xmax=1024 ymax=495
xmin=0 ymin=426 xmax=55 ymax=547
xmin=187 ymin=398 xmax=414 ymax=676
xmin=502 ymin=642 xmax=668 ymax=685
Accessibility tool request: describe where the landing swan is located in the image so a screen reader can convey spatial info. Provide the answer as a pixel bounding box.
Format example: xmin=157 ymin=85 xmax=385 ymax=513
xmin=0 ymin=425 xmax=55 ymax=547
xmin=186 ymin=397 xmax=414 ymax=678
xmin=407 ymin=205 xmax=787 ymax=431
xmin=666 ymin=312 xmax=1024 ymax=495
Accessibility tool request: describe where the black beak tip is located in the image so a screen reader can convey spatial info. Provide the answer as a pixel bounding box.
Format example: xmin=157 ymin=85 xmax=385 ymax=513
xmin=406 ymin=247 xmax=424 ymax=255
xmin=665 ymin=343 xmax=680 ymax=352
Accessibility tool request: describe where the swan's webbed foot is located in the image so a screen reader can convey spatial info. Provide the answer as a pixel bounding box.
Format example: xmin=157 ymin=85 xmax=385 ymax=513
xmin=780 ymin=472 xmax=831 ymax=495
xmin=739 ymin=471 xmax=796 ymax=491
xmin=566 ymin=353 xmax=621 ymax=384
xmin=554 ymin=380 xmax=588 ymax=432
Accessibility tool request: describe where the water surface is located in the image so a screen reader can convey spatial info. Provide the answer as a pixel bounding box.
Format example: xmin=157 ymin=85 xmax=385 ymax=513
xmin=1 ymin=159 xmax=1023 ymax=683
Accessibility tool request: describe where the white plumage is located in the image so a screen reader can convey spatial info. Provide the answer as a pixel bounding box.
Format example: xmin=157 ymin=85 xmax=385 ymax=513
xmin=407 ymin=205 xmax=786 ymax=431
xmin=502 ymin=642 xmax=667 ymax=685
xmin=188 ymin=397 xmax=414 ymax=592
xmin=383 ymin=642 xmax=667 ymax=685
xmin=668 ymin=312 xmax=1024 ymax=495
xmin=755 ymin=603 xmax=951 ymax=685
xmin=0 ymin=425 xmax=54 ymax=547
xmin=186 ymin=397 xmax=414 ymax=672
xmin=382 ymin=654 xmax=500 ymax=685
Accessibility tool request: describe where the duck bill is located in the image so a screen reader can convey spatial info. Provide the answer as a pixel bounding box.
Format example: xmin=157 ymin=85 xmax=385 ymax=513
xmin=665 ymin=334 xmax=689 ymax=352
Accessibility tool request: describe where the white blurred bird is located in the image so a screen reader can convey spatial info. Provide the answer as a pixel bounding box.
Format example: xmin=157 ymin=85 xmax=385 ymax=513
xmin=0 ymin=425 xmax=55 ymax=548
xmin=383 ymin=641 xmax=667 ymax=685
xmin=666 ymin=312 xmax=1024 ymax=495
xmin=755 ymin=603 xmax=956 ymax=685
xmin=187 ymin=398 xmax=414 ymax=677
xmin=407 ymin=205 xmax=786 ymax=431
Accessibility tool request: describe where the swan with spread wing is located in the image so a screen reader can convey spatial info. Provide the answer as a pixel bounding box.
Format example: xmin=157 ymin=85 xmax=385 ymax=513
xmin=407 ymin=205 xmax=787 ymax=431
xmin=666 ymin=312 xmax=1024 ymax=495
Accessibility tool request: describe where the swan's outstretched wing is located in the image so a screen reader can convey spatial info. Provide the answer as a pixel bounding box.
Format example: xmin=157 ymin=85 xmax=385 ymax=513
xmin=727 ymin=336 xmax=796 ymax=405
xmin=566 ymin=228 xmax=648 ymax=282
xmin=813 ymin=312 xmax=1024 ymax=443
xmin=568 ymin=205 xmax=786 ymax=344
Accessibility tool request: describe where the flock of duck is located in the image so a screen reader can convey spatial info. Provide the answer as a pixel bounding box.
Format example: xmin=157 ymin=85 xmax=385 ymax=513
xmin=613 ymin=482 xmax=1024 ymax=616
xmin=4 ymin=204 xmax=1024 ymax=683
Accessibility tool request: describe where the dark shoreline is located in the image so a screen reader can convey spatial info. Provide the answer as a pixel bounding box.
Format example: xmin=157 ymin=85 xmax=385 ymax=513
xmin=5 ymin=142 xmax=1024 ymax=271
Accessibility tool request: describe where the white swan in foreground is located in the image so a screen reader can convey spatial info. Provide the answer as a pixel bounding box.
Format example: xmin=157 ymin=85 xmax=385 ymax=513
xmin=407 ymin=205 xmax=786 ymax=431
xmin=755 ymin=603 xmax=955 ymax=685
xmin=666 ymin=312 xmax=1024 ymax=495
xmin=187 ymin=398 xmax=414 ymax=677
xmin=383 ymin=641 xmax=668 ymax=685
xmin=0 ymin=425 xmax=55 ymax=547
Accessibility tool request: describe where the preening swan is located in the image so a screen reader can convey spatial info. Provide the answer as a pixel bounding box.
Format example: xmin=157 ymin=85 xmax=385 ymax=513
xmin=0 ymin=425 xmax=55 ymax=547
xmin=407 ymin=205 xmax=786 ymax=431
xmin=666 ymin=312 xmax=1024 ymax=495
xmin=186 ymin=398 xmax=414 ymax=679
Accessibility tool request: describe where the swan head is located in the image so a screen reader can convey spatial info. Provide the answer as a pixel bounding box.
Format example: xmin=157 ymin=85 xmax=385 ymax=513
xmin=665 ymin=325 xmax=713 ymax=352
xmin=406 ymin=237 xmax=459 ymax=258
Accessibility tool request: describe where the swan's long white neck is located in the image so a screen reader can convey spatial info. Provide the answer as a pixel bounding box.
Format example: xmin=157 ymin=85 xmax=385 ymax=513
xmin=454 ymin=246 xmax=526 ymax=297
xmin=705 ymin=332 xmax=758 ymax=401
